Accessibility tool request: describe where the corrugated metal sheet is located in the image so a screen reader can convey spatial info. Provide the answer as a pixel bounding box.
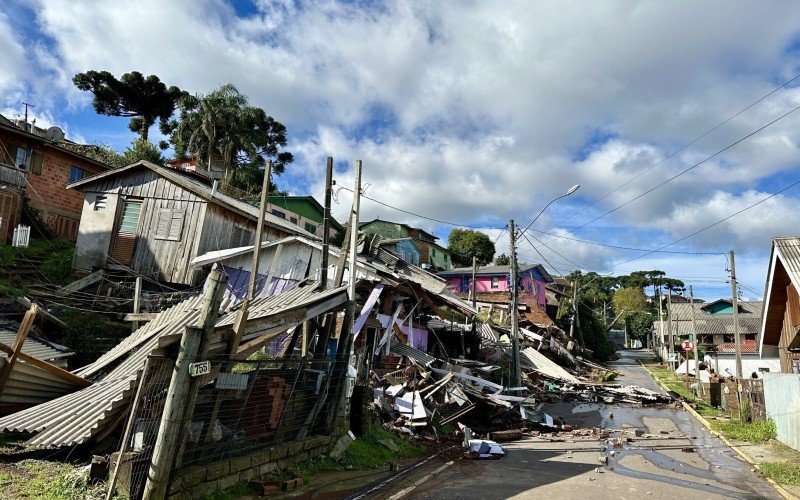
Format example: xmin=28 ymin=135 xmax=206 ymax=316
xmin=390 ymin=339 xmax=437 ymax=366
xmin=0 ymin=329 xmax=73 ymax=362
xmin=775 ymin=237 xmax=800 ymax=288
xmin=0 ymin=285 xmax=349 ymax=449
xmin=520 ymin=347 xmax=579 ymax=382
xmin=667 ymin=301 xmax=763 ymax=336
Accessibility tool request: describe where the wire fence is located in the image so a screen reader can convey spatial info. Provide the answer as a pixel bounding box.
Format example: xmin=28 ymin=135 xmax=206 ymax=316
xmin=176 ymin=355 xmax=347 ymax=469
xmin=109 ymin=355 xmax=175 ymax=500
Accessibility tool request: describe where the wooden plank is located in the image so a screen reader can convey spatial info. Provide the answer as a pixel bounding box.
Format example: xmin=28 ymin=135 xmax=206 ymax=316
xmin=15 ymin=297 xmax=66 ymax=327
xmin=0 ymin=343 xmax=92 ymax=388
xmin=0 ymin=304 xmax=37 ymax=392
xmin=123 ymin=312 xmax=158 ymax=322
xmin=56 ymin=270 xmax=104 ymax=296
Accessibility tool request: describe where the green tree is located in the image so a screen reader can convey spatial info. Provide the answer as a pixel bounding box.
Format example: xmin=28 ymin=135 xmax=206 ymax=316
xmin=73 ymin=70 xmax=186 ymax=141
xmin=122 ymin=139 xmax=165 ymax=165
xmin=494 ymin=253 xmax=510 ymax=265
xmin=447 ymin=228 xmax=496 ymax=267
xmin=626 ymin=310 xmax=653 ymax=341
xmin=168 ymin=84 xmax=292 ymax=188
xmin=612 ymin=287 xmax=648 ymax=321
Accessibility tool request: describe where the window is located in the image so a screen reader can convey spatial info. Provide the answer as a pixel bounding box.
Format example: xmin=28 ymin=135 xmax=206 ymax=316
xmin=15 ymin=147 xmax=27 ymax=168
xmin=94 ymin=195 xmax=107 ymax=211
xmin=444 ymin=254 xmax=449 ymax=261
xmin=304 ymin=222 xmax=317 ymax=234
xmin=432 ymin=248 xmax=436 ymax=257
xmin=290 ymin=217 xmax=298 ymax=224
xmin=68 ymin=165 xmax=87 ymax=183
xmin=119 ymin=200 xmax=142 ymax=233
xmin=230 ymin=226 xmax=253 ymax=247
xmin=271 ymin=209 xmax=285 ymax=219
xmin=30 ymin=152 xmax=44 ymax=174
xmin=491 ymin=277 xmax=499 ymax=289
xmin=154 ymin=209 xmax=185 ymax=241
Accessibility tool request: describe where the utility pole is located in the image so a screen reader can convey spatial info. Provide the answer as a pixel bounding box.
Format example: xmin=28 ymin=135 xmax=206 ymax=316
xmin=346 ymin=160 xmax=363 ymax=358
xmin=689 ymin=285 xmax=701 ymax=394
xmin=508 ymin=220 xmax=521 ymax=388
xmin=666 ymin=288 xmax=674 ymax=370
xmin=22 ymin=102 xmax=34 ymax=129
xmin=471 ymin=255 xmax=477 ymax=310
xmin=569 ymin=278 xmax=577 ymax=340
xmin=320 ymin=157 xmax=333 ymax=289
xmin=657 ymin=288 xmax=664 ymax=358
xmin=729 ymin=250 xmax=743 ymax=380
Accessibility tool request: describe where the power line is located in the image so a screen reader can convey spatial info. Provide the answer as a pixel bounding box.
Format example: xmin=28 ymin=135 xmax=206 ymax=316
xmin=528 ymin=228 xmax=724 ymax=255
xmin=557 ymin=70 xmax=800 ymax=226
xmin=596 ymin=177 xmax=800 ymax=271
xmin=555 ymin=103 xmax=800 ymax=240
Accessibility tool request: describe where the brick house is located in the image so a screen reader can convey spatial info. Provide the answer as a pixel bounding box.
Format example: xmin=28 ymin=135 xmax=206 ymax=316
xmin=0 ymin=115 xmax=113 ymax=242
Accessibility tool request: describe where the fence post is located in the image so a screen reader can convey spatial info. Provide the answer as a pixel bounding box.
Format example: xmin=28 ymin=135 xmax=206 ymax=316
xmin=142 ymin=270 xmax=227 ymax=500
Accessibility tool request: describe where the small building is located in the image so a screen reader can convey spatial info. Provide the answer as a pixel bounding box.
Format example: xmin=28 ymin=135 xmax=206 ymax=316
xmin=376 ymin=237 xmax=421 ymax=266
xmin=68 ymin=160 xmax=315 ymax=286
xmin=665 ymin=299 xmax=763 ymax=346
xmin=358 ymin=219 xmax=452 ymax=271
xmin=760 ymin=237 xmax=800 ymax=373
xmin=438 ymin=263 xmax=553 ymax=309
xmin=266 ymin=195 xmax=344 ymax=241
xmin=0 ymin=115 xmax=113 ymax=242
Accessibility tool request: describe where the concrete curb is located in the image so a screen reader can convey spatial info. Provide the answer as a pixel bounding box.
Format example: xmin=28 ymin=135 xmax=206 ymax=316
xmin=638 ymin=360 xmax=796 ymax=500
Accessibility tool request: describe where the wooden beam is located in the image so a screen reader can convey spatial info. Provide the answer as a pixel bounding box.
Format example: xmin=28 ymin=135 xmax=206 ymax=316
xmin=56 ymin=270 xmax=104 ymax=297
xmin=0 ymin=304 xmax=37 ymax=393
xmin=123 ymin=312 xmax=159 ymax=322
xmin=0 ymin=343 xmax=91 ymax=388
xmin=15 ymin=297 xmax=65 ymax=327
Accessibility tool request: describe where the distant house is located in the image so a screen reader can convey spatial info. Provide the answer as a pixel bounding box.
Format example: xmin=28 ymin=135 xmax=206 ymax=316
xmin=760 ymin=237 xmax=800 ymax=373
xmin=166 ymin=156 xmax=224 ymax=179
xmin=657 ymin=299 xmax=764 ymax=358
xmin=266 ymin=195 xmax=344 ymax=241
xmin=376 ymin=237 xmax=420 ymax=266
xmin=0 ymin=115 xmax=113 ymax=242
xmin=67 ymin=160 xmax=315 ymax=286
xmin=359 ymin=219 xmax=452 ymax=271
xmin=438 ymin=263 xmax=553 ymax=309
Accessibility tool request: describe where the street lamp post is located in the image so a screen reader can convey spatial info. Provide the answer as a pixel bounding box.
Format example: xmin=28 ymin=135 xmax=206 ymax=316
xmin=510 ymin=184 xmax=581 ymax=388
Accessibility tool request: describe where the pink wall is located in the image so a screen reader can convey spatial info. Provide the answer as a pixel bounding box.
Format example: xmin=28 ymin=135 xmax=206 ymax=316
xmin=445 ymin=276 xmax=547 ymax=307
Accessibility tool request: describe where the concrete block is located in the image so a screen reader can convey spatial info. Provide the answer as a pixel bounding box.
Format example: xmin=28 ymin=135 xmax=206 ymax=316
xmin=250 ymin=450 xmax=272 ymax=466
xmin=176 ymin=466 xmax=206 ymax=489
xmin=270 ymin=445 xmax=289 ymax=461
xmin=217 ymin=473 xmax=241 ymax=491
xmin=230 ymin=456 xmax=252 ymax=473
xmin=287 ymin=440 xmax=304 ymax=456
xmin=258 ymin=462 xmax=278 ymax=475
xmin=205 ymin=462 xmax=230 ymax=481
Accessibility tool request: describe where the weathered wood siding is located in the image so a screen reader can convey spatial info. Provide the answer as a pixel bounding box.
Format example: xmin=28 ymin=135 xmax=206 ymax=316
xmin=80 ymin=169 xmax=206 ymax=284
xmin=780 ymin=284 xmax=800 ymax=372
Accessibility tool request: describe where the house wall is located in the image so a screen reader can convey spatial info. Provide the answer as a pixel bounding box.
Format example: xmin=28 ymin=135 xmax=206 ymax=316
xmin=0 ymin=128 xmax=108 ymax=240
xmin=361 ymin=220 xmax=409 ymax=240
xmin=779 ymin=284 xmax=800 ymax=373
xmin=264 ymin=201 xmax=334 ymax=239
xmin=73 ymin=191 xmax=120 ymax=270
xmin=393 ymin=240 xmax=420 ymax=265
xmin=763 ymin=373 xmax=800 ymax=452
xmin=445 ymin=273 xmax=547 ymax=307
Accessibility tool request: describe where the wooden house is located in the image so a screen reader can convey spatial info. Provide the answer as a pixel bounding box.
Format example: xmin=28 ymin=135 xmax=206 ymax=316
xmin=358 ymin=218 xmax=452 ymax=271
xmin=68 ymin=160 xmax=316 ymax=286
xmin=760 ymin=237 xmax=800 ymax=373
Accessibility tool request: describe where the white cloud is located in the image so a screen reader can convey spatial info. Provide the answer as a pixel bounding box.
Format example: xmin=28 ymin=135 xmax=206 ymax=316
xmin=9 ymin=0 xmax=800 ymax=297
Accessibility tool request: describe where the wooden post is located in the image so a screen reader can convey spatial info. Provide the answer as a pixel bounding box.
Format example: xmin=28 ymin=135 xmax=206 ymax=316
xmin=132 ymin=276 xmax=142 ymax=332
xmin=0 ymin=303 xmax=37 ymax=393
xmin=142 ymin=270 xmax=227 ymax=500
xmin=321 ymin=157 xmax=333 ymax=290
xmin=666 ymin=289 xmax=675 ymax=370
xmin=232 ymin=161 xmax=272 ymax=340
xmin=729 ymin=250 xmax=743 ymax=380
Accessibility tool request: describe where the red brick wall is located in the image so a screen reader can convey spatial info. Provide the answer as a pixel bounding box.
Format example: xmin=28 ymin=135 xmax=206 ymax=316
xmin=25 ymin=148 xmax=105 ymax=216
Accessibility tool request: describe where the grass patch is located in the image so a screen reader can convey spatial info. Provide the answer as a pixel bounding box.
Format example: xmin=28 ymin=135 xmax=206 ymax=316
xmin=646 ymin=363 xmax=724 ymax=418
xmin=0 ymin=459 xmax=107 ymax=499
xmin=710 ymin=419 xmax=776 ymax=443
xmin=760 ymin=462 xmax=800 ymax=486
xmin=0 ymin=239 xmax=75 ymax=297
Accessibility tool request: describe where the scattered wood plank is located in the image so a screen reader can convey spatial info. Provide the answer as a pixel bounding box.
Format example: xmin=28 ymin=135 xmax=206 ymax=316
xmin=123 ymin=312 xmax=159 ymax=322
xmin=55 ymin=270 xmax=104 ymax=296
xmin=0 ymin=304 xmax=38 ymax=392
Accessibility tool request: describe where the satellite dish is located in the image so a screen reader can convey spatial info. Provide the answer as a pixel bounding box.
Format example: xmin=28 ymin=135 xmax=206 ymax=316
xmin=45 ymin=126 xmax=65 ymax=142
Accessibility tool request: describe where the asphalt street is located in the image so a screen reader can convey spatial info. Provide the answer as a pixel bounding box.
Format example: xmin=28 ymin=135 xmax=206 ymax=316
xmin=365 ymin=350 xmax=780 ymax=500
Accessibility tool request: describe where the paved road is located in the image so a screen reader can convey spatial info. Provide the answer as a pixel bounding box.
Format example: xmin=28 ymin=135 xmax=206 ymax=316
xmin=367 ymin=350 xmax=780 ymax=500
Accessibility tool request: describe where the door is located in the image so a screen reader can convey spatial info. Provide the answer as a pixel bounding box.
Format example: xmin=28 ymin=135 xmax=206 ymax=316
xmin=0 ymin=193 xmax=16 ymax=244
xmin=109 ymin=199 xmax=142 ymax=265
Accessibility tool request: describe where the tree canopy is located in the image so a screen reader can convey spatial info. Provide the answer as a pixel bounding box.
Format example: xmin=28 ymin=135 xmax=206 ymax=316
xmin=494 ymin=253 xmax=510 ymax=265
xmin=73 ymin=71 xmax=186 ymax=142
xmin=167 ymin=84 xmax=293 ymax=188
xmin=612 ymin=287 xmax=648 ymax=321
xmin=122 ymin=139 xmax=165 ymax=165
xmin=447 ymin=228 xmax=496 ymax=267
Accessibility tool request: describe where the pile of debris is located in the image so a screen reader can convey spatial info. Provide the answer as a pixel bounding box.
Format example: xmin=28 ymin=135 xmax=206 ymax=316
xmin=367 ymin=331 xmax=671 ymax=458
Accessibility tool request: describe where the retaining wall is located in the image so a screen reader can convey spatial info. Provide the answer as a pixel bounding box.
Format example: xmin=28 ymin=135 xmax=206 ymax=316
xmin=167 ymin=434 xmax=333 ymax=499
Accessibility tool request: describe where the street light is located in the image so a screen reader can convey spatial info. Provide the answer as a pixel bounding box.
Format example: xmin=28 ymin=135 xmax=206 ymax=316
xmin=518 ymin=184 xmax=580 ymax=239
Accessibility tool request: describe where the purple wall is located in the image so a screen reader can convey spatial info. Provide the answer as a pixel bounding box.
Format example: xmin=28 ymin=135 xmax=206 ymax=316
xmin=445 ymin=275 xmax=547 ymax=307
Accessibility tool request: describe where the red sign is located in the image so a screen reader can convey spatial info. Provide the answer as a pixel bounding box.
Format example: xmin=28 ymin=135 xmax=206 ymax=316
xmin=682 ymin=340 xmax=694 ymax=351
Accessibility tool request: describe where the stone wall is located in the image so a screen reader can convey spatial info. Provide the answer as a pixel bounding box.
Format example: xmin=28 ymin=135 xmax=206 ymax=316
xmin=167 ymin=435 xmax=333 ymax=499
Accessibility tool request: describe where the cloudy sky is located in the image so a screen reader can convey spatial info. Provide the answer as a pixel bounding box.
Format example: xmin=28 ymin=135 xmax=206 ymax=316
xmin=4 ymin=0 xmax=800 ymax=300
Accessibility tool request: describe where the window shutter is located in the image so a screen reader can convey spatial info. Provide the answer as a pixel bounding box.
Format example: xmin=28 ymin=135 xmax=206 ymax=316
xmin=168 ymin=210 xmax=184 ymax=240
xmin=31 ymin=152 xmax=45 ymax=174
xmin=155 ymin=209 xmax=171 ymax=239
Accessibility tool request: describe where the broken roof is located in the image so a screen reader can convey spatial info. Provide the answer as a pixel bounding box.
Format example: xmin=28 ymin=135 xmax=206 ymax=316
xmin=0 ymin=284 xmax=349 ymax=449
xmin=67 ymin=160 xmax=317 ymax=239
xmin=438 ymin=263 xmax=553 ymax=282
